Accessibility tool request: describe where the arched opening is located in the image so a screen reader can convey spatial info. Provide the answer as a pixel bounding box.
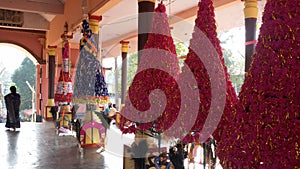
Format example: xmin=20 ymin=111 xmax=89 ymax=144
xmin=0 ymin=43 xmax=38 ymax=123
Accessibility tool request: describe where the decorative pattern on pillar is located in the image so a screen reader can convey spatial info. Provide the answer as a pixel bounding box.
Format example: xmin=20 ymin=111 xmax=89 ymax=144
xmin=120 ymin=40 xmax=129 ymax=104
xmin=244 ymin=0 xmax=258 ymax=72
xmin=138 ymin=0 xmax=156 ymax=64
xmin=47 ymin=45 xmax=57 ymax=107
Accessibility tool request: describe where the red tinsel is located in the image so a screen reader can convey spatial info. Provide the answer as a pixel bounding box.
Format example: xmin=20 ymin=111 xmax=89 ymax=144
xmin=217 ymin=0 xmax=300 ymax=168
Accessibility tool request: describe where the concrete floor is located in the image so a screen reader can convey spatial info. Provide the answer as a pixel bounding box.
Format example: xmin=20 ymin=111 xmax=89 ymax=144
xmin=0 ymin=122 xmax=122 ymax=169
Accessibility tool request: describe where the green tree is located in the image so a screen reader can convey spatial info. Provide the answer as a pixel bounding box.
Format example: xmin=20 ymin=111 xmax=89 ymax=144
xmin=218 ymin=29 xmax=245 ymax=94
xmin=175 ymin=42 xmax=188 ymax=71
xmin=11 ymin=57 xmax=36 ymax=111
xmin=127 ymin=52 xmax=138 ymax=88
xmin=0 ymin=62 xmax=11 ymax=118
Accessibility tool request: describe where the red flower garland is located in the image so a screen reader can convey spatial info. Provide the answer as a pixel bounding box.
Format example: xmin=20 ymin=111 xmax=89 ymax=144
xmin=217 ymin=0 xmax=300 ymax=168
xmin=119 ymin=4 xmax=180 ymax=134
xmin=180 ymin=0 xmax=237 ymax=143
xmin=54 ymin=41 xmax=73 ymax=104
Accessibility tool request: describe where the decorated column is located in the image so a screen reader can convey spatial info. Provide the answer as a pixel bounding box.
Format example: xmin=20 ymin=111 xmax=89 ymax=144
xmin=179 ymin=0 xmax=237 ymax=143
xmin=244 ymin=0 xmax=258 ymax=72
xmin=54 ymin=24 xmax=73 ymax=106
xmin=120 ymin=40 xmax=129 ymax=104
xmin=73 ymin=15 xmax=106 ymax=103
xmin=54 ymin=24 xmax=73 ymax=128
xmin=119 ymin=3 xmax=180 ymax=169
xmin=217 ymin=0 xmax=300 ymax=168
xmin=138 ymin=0 xmax=156 ymax=64
xmin=119 ymin=3 xmax=180 ymax=134
xmin=90 ymin=15 xmax=110 ymax=104
xmin=74 ymin=15 xmax=109 ymax=148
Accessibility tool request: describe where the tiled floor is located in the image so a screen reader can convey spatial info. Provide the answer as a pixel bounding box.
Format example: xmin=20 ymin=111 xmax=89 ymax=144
xmin=0 ymin=122 xmax=123 ymax=169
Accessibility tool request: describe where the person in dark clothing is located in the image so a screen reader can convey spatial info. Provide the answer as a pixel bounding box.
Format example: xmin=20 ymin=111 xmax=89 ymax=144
xmin=50 ymin=106 xmax=59 ymax=121
xmin=5 ymin=86 xmax=21 ymax=131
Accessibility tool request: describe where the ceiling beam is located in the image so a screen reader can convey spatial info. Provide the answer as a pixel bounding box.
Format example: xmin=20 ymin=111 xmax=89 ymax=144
xmin=47 ymin=0 xmax=121 ymax=46
xmin=88 ymin=0 xmax=122 ymax=16
xmin=0 ymin=0 xmax=64 ymax=15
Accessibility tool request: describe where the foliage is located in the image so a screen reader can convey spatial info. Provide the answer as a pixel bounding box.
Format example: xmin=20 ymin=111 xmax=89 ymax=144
xmin=218 ymin=29 xmax=245 ymax=94
xmin=175 ymin=42 xmax=188 ymax=71
xmin=0 ymin=62 xmax=12 ymax=85
xmin=0 ymin=63 xmax=11 ymax=102
xmin=127 ymin=52 xmax=138 ymax=87
xmin=11 ymin=57 xmax=36 ymax=111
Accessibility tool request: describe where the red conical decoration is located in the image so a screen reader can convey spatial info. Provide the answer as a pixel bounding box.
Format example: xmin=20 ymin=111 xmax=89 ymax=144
xmin=119 ymin=4 xmax=180 ymax=134
xmin=217 ymin=0 xmax=300 ymax=168
xmin=179 ymin=0 xmax=237 ymax=143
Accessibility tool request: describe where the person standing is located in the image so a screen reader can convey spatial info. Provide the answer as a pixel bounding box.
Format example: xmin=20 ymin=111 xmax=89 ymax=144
xmin=5 ymin=86 xmax=21 ymax=131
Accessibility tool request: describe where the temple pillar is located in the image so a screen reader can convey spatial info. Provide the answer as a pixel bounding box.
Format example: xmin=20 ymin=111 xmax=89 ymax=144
xmin=120 ymin=40 xmax=129 ymax=105
xmin=114 ymin=56 xmax=119 ymax=108
xmin=47 ymin=46 xmax=57 ymax=107
xmin=244 ymin=0 xmax=258 ymax=72
xmin=35 ymin=64 xmax=42 ymax=122
xmin=137 ymin=0 xmax=156 ymax=64
xmin=40 ymin=63 xmax=48 ymax=121
xmin=44 ymin=46 xmax=57 ymax=121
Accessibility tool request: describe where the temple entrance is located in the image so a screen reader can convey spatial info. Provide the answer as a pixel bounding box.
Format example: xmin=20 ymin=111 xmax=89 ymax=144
xmin=0 ymin=43 xmax=38 ymax=123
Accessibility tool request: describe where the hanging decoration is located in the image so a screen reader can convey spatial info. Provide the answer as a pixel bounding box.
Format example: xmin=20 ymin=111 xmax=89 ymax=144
xmin=217 ymin=0 xmax=300 ymax=168
xmin=54 ymin=23 xmax=73 ymax=105
xmin=95 ymin=68 xmax=109 ymax=104
xmin=179 ymin=0 xmax=237 ymax=143
xmin=73 ymin=17 xmax=109 ymax=104
xmin=119 ymin=3 xmax=180 ymax=134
